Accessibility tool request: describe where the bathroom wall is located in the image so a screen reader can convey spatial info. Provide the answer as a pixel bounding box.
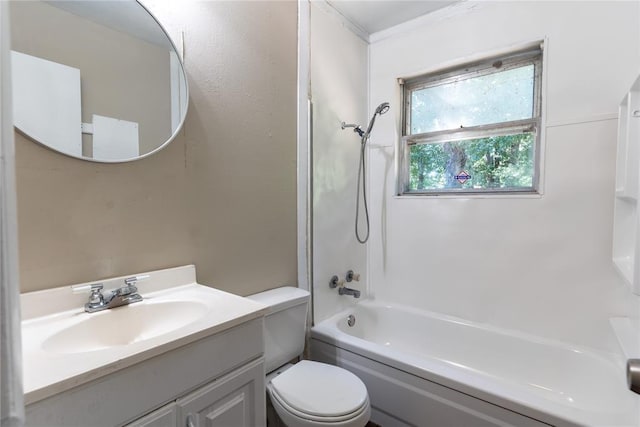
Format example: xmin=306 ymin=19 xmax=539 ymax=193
xmin=16 ymin=0 xmax=298 ymax=296
xmin=367 ymin=1 xmax=640 ymax=352
xmin=310 ymin=2 xmax=369 ymax=322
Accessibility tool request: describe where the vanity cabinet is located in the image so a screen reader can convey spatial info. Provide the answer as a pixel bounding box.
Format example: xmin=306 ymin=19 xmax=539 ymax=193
xmin=128 ymin=358 xmax=264 ymax=427
xmin=25 ymin=319 xmax=266 ymax=427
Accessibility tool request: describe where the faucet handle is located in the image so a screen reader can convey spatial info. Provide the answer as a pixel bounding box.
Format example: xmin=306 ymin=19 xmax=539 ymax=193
xmin=71 ymin=283 xmax=104 ymax=306
xmin=71 ymin=283 xmax=103 ymax=294
xmin=329 ymin=275 xmax=345 ymax=289
xmin=346 ymin=270 xmax=360 ymax=282
xmin=119 ymin=275 xmax=148 ymax=296
xmin=124 ymin=274 xmax=149 ymax=287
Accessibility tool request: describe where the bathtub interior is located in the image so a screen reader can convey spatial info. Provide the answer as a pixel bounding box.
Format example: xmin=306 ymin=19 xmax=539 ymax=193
xmin=312 ymin=300 xmax=640 ymax=426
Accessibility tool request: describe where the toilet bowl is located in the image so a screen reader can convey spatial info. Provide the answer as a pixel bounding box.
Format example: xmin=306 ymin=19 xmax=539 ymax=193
xmin=267 ymin=361 xmax=370 ymax=427
xmin=248 ymin=287 xmax=370 ymax=427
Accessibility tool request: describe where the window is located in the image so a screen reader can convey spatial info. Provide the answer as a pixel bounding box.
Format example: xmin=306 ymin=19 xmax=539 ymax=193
xmin=398 ymin=45 xmax=543 ymax=195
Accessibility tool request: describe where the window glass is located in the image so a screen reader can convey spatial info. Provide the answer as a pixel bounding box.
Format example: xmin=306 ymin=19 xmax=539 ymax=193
xmin=410 ymin=65 xmax=535 ymax=134
xmin=408 ymin=133 xmax=534 ymax=191
xmin=400 ymin=46 xmax=542 ymax=195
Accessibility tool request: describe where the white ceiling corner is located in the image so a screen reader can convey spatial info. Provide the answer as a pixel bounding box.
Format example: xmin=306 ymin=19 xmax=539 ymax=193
xmin=325 ymin=0 xmax=460 ymax=36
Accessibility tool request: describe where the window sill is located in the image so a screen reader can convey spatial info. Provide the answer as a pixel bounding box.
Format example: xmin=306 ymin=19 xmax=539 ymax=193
xmin=393 ymin=192 xmax=542 ymax=200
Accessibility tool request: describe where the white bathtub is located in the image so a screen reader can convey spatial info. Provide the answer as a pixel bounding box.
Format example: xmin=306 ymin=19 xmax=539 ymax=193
xmin=310 ymin=301 xmax=640 ymax=427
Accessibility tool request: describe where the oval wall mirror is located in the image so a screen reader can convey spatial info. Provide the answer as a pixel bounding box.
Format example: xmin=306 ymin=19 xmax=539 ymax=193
xmin=10 ymin=0 xmax=188 ymax=162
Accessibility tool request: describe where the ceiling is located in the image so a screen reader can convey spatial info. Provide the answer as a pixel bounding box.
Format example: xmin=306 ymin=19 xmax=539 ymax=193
xmin=326 ymin=0 xmax=459 ymax=35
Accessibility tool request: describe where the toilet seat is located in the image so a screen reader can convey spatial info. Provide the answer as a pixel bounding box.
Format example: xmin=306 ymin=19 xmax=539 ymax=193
xmin=267 ymin=360 xmax=370 ymax=426
xmin=269 ymin=384 xmax=370 ymax=423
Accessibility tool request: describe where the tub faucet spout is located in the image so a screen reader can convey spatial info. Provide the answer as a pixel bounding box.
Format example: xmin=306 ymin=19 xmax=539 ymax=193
xmin=338 ymin=287 xmax=360 ymax=298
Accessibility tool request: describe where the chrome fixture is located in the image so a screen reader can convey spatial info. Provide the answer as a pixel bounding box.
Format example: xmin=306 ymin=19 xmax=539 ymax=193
xmin=71 ymin=275 xmax=148 ymax=313
xmin=329 ymin=275 xmax=344 ymax=289
xmin=341 ymin=102 xmax=390 ymax=244
xmin=347 ymin=314 xmax=356 ymax=327
xmin=330 ymin=273 xmax=361 ymax=298
xmin=345 ymin=270 xmax=360 ymax=283
xmin=338 ymin=287 xmax=361 ymax=298
xmin=628 ymin=359 xmax=640 ymax=394
xmin=341 ymin=122 xmax=365 ymax=138
xmin=363 ymin=102 xmax=390 ymax=141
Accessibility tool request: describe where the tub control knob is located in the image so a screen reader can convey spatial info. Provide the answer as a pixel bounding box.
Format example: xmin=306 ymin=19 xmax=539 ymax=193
xmin=628 ymin=359 xmax=640 ymax=394
xmin=329 ymin=275 xmax=344 ymax=289
xmin=346 ymin=270 xmax=360 ymax=282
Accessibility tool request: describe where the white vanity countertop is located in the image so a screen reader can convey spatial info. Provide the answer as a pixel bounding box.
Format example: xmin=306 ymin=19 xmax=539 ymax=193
xmin=21 ymin=265 xmax=268 ymax=405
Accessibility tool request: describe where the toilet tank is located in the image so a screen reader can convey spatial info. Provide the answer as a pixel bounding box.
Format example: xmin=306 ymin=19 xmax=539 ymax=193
xmin=247 ymin=286 xmax=309 ymax=373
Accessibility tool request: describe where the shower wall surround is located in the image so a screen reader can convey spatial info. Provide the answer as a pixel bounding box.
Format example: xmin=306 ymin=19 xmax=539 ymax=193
xmin=367 ymin=1 xmax=640 ymax=352
xmin=15 ymin=1 xmax=298 ymax=295
xmin=310 ymin=2 xmax=369 ymax=322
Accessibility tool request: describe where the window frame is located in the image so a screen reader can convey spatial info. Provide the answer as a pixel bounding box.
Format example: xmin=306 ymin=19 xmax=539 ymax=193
xmin=398 ymin=46 xmax=544 ymax=196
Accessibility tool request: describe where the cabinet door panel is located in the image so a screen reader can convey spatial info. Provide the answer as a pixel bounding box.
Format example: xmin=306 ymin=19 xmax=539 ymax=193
xmin=125 ymin=402 xmax=177 ymax=427
xmin=177 ymin=358 xmax=265 ymax=427
xmin=202 ymin=385 xmax=251 ymax=426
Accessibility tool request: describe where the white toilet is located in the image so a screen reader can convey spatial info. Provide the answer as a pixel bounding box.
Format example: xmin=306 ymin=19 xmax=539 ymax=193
xmin=248 ymin=287 xmax=370 ymax=427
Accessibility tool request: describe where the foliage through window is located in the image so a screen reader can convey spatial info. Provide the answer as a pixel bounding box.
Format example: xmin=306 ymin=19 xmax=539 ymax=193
xmin=399 ymin=45 xmax=543 ymax=194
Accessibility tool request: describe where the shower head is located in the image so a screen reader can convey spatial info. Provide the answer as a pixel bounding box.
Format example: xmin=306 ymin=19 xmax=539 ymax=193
xmin=363 ymin=102 xmax=391 ymax=140
xmin=342 ymin=102 xmax=390 ymax=143
xmin=375 ymin=102 xmax=390 ymax=115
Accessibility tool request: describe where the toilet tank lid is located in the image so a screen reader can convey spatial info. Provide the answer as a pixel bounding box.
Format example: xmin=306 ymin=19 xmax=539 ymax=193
xmin=246 ymin=286 xmax=309 ymax=314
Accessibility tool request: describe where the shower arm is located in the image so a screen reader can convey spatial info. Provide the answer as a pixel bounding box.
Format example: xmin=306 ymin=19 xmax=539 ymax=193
xmin=341 ymin=122 xmax=365 ymax=138
xmin=341 ymin=102 xmax=390 ymax=143
xmin=341 ymin=122 xmax=358 ymax=129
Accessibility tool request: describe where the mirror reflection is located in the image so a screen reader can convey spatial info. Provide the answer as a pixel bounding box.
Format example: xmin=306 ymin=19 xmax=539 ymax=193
xmin=10 ymin=0 xmax=188 ymax=162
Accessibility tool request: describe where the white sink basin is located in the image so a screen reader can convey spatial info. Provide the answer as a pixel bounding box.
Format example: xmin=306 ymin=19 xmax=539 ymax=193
xmin=41 ymin=300 xmax=209 ymax=354
xmin=20 ymin=265 xmax=269 ymax=405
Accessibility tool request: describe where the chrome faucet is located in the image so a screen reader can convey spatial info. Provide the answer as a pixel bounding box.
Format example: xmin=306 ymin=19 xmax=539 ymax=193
xmin=329 ymin=272 xmax=361 ymax=298
xmin=338 ymin=287 xmax=361 ymax=298
xmin=72 ymin=275 xmax=147 ymax=313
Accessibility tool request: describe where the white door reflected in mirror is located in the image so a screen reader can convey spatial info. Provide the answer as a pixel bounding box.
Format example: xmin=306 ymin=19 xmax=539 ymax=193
xmin=10 ymin=0 xmax=188 ymax=163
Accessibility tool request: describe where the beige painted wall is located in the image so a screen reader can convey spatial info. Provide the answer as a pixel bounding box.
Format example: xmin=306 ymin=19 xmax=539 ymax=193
xmin=16 ymin=0 xmax=298 ymax=295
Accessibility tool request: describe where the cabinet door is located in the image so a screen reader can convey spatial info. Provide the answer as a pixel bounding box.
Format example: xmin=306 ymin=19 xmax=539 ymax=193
xmin=177 ymin=358 xmax=265 ymax=427
xmin=124 ymin=402 xmax=178 ymax=427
